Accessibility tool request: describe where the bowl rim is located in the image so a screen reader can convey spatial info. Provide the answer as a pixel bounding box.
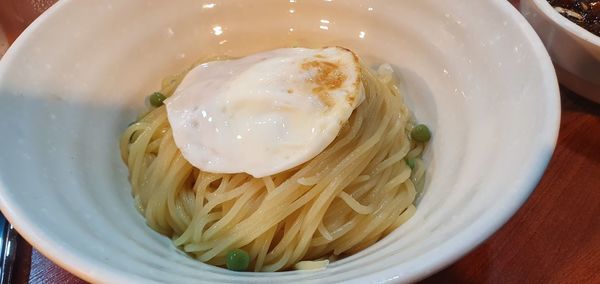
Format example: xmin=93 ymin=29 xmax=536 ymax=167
xmin=0 ymin=2 xmax=144 ymax=283
xmin=0 ymin=0 xmax=561 ymax=283
xmin=369 ymin=0 xmax=561 ymax=282
xmin=529 ymin=0 xmax=600 ymax=47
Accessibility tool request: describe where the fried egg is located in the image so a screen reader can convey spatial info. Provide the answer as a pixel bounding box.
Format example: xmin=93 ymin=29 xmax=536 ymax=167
xmin=165 ymin=47 xmax=364 ymax=178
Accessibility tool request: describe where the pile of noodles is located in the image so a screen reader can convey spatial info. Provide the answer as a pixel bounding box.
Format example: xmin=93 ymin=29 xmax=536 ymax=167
xmin=120 ymin=63 xmax=426 ymax=272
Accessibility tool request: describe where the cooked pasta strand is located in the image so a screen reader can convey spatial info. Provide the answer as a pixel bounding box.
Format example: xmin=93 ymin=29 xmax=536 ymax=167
xmin=120 ymin=64 xmax=427 ymax=271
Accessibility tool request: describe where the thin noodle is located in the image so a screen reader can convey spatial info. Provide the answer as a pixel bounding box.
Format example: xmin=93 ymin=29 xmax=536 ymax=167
xmin=120 ymin=63 xmax=427 ymax=271
xmin=338 ymin=192 xmax=374 ymax=215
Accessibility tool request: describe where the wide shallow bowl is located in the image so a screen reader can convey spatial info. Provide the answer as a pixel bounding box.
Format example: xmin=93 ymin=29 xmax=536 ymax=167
xmin=0 ymin=0 xmax=559 ymax=283
xmin=521 ymin=0 xmax=600 ymax=103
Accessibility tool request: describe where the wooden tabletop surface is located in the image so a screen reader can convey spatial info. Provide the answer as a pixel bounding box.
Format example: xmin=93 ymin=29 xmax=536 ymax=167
xmin=2 ymin=0 xmax=599 ymax=283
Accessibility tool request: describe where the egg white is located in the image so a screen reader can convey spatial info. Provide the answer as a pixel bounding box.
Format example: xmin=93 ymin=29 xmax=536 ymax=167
xmin=165 ymin=47 xmax=364 ymax=177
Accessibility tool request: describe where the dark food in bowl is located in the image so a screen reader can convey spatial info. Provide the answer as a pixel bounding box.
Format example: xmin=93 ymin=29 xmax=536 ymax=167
xmin=548 ymin=0 xmax=600 ymax=36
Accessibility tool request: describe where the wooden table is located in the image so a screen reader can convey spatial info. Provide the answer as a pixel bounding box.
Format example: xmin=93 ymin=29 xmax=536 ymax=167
xmin=3 ymin=1 xmax=599 ymax=283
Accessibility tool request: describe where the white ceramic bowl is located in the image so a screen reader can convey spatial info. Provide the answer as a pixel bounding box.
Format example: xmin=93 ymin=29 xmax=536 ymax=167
xmin=521 ymin=0 xmax=600 ymax=103
xmin=0 ymin=0 xmax=559 ymax=283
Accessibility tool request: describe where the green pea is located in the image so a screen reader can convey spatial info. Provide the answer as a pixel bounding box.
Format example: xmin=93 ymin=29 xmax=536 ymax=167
xmin=411 ymin=124 xmax=431 ymax=143
xmin=405 ymin=158 xmax=416 ymax=170
xmin=226 ymin=249 xmax=250 ymax=271
xmin=149 ymin=92 xmax=167 ymax=107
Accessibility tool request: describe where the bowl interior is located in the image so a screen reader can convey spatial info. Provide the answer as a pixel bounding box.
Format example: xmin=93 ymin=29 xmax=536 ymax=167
xmin=0 ymin=0 xmax=559 ymax=283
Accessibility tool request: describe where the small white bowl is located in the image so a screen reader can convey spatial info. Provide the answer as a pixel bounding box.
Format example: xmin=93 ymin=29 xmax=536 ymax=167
xmin=521 ymin=0 xmax=600 ymax=103
xmin=0 ymin=0 xmax=559 ymax=283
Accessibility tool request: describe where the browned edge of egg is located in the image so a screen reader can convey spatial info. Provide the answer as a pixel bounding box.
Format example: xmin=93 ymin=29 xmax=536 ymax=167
xmin=297 ymin=46 xmax=362 ymax=109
